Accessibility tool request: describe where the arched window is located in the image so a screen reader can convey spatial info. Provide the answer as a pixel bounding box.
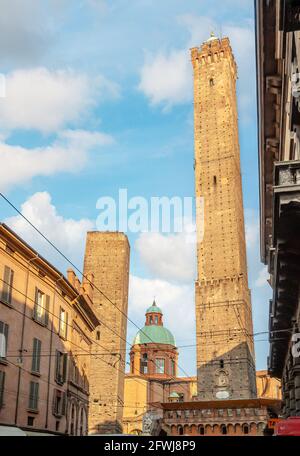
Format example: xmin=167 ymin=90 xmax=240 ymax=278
xmin=243 ymin=424 xmax=249 ymax=435
xmin=209 ymin=78 xmax=214 ymax=86
xmin=199 ymin=425 xmax=205 ymax=435
xmin=178 ymin=426 xmax=183 ymax=435
xmin=221 ymin=424 xmax=227 ymax=435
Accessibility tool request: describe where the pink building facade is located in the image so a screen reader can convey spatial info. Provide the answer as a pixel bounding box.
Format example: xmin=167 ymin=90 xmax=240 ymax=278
xmin=0 ymin=223 xmax=100 ymax=435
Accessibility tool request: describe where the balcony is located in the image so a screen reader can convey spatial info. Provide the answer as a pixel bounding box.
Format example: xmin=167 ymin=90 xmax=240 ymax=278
xmin=268 ymin=161 xmax=300 ymax=377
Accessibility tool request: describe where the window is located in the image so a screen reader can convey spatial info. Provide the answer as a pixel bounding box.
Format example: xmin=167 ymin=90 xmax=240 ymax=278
xmin=27 ymin=416 xmax=35 ymax=427
xmin=0 ymin=321 xmax=9 ymax=360
xmin=1 ymin=266 xmax=14 ymax=305
xmin=171 ymin=359 xmax=176 ymax=376
xmin=33 ymin=288 xmax=49 ymax=326
xmin=31 ymin=338 xmax=41 ymax=374
xmin=58 ymin=307 xmax=68 ymax=339
xmin=52 ymin=389 xmax=66 ymax=417
xmin=199 ymin=425 xmax=205 ymax=435
xmin=0 ymin=371 xmax=5 ymax=408
xmin=221 ymin=424 xmax=227 ymax=435
xmin=96 ymin=330 xmax=100 ymax=341
xmin=140 ymin=353 xmax=148 ymax=374
xmin=55 ymin=351 xmax=67 ymax=385
xmin=243 ymin=424 xmax=249 ymax=435
xmin=155 ymin=358 xmax=165 ymax=374
xmin=154 ymin=316 xmax=158 ymax=325
xmin=220 ymin=359 xmax=224 ymax=369
xmin=28 ymin=381 xmax=39 ymax=411
xmin=209 ymin=78 xmax=214 ymax=86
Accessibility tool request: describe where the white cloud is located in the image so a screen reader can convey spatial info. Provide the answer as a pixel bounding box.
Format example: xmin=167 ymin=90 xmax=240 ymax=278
xmin=255 ymin=267 xmax=269 ymax=288
xmin=5 ymin=192 xmax=95 ymax=270
xmin=138 ymin=50 xmax=192 ymax=109
xmin=245 ymin=208 xmax=259 ymax=249
xmin=138 ymin=14 xmax=255 ymax=119
xmin=0 ymin=129 xmax=114 ymax=191
xmin=0 ymin=67 xmax=119 ymax=133
xmin=135 ymin=230 xmax=196 ymax=283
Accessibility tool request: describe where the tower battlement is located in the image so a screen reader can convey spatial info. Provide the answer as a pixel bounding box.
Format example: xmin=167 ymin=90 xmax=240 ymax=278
xmin=191 ymin=36 xmax=237 ymax=77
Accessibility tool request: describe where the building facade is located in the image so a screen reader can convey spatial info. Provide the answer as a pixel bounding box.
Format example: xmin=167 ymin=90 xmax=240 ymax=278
xmin=161 ymin=398 xmax=280 ymax=436
xmin=256 ymin=0 xmax=300 ymax=417
xmin=0 ymin=223 xmax=99 ymax=435
xmin=256 ymin=370 xmax=282 ymax=400
xmin=191 ymin=35 xmax=257 ymax=400
xmin=83 ymin=231 xmax=130 ymax=434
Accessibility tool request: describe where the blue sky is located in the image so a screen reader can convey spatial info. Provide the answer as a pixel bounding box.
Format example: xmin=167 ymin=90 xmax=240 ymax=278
xmin=0 ymin=0 xmax=271 ymax=375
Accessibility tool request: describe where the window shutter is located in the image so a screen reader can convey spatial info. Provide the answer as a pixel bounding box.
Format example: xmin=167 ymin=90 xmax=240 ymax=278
xmin=0 ymin=371 xmax=5 ymax=407
xmin=0 ymin=322 xmax=8 ymax=358
xmin=44 ymin=295 xmax=50 ymax=326
xmin=36 ymin=339 xmax=41 ymax=372
xmin=62 ymin=392 xmax=67 ymax=416
xmin=2 ymin=266 xmax=10 ymax=303
xmin=52 ymin=390 xmax=57 ymax=415
xmin=65 ymin=312 xmax=69 ymax=339
xmin=34 ymin=383 xmax=39 ymax=410
xmin=63 ymin=353 xmax=68 ymax=383
xmin=55 ymin=350 xmax=60 ymax=382
xmin=33 ymin=287 xmax=39 ymax=320
xmin=32 ymin=339 xmax=41 ymax=373
xmin=29 ymin=381 xmax=34 ymax=409
xmin=32 ymin=339 xmax=37 ymax=372
xmin=8 ymin=269 xmax=13 ymax=304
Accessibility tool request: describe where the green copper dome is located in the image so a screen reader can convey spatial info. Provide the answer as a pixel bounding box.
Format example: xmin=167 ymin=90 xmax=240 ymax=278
xmin=133 ymin=325 xmax=176 ymax=346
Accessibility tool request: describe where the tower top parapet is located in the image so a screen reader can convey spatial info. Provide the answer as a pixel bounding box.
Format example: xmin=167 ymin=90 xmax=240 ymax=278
xmin=190 ymin=36 xmax=237 ymax=77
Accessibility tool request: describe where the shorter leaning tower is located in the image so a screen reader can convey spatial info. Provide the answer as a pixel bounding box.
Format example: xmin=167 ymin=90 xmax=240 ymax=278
xmin=83 ymin=232 xmax=130 ymax=434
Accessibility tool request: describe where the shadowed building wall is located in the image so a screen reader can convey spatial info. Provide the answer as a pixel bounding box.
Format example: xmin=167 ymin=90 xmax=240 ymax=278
xmin=191 ymin=35 xmax=257 ymax=400
xmin=83 ymin=232 xmax=130 ymax=434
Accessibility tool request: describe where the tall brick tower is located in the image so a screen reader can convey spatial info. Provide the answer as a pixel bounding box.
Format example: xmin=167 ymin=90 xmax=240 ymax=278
xmin=191 ymin=35 xmax=257 ymax=400
xmin=83 ymin=232 xmax=130 ymax=434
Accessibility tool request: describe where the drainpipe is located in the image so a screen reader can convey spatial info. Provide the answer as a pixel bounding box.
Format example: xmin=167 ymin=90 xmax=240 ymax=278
xmin=15 ymin=254 xmax=39 ymax=426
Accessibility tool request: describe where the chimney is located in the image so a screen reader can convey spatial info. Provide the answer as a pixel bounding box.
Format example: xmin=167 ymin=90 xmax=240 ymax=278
xmin=83 ymin=272 xmax=94 ymax=301
xmin=67 ymin=269 xmax=76 ymax=287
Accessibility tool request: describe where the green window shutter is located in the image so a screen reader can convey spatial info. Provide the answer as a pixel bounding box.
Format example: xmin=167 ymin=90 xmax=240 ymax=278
xmin=63 ymin=353 xmax=68 ymax=383
xmin=33 ymin=287 xmax=39 ymax=320
xmin=55 ymin=350 xmax=60 ymax=383
xmin=29 ymin=381 xmax=34 ymax=409
xmin=32 ymin=338 xmax=41 ymax=373
xmin=34 ymin=382 xmax=39 ymax=410
xmin=32 ymin=339 xmax=37 ymax=372
xmin=0 ymin=371 xmax=5 ymax=408
xmin=2 ymin=266 xmax=12 ymax=304
xmin=8 ymin=269 xmax=13 ymax=304
xmin=62 ymin=392 xmax=67 ymax=416
xmin=36 ymin=339 xmax=41 ymax=372
xmin=45 ymin=295 xmax=50 ymax=326
xmin=52 ymin=389 xmax=57 ymax=415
